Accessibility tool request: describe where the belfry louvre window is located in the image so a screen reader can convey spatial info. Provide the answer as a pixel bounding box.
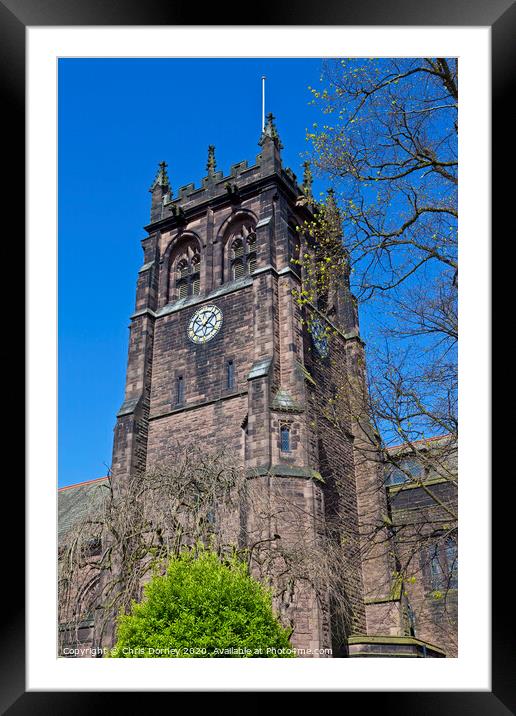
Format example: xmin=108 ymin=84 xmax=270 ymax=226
xmin=174 ymin=248 xmax=201 ymax=300
xmin=178 ymin=260 xmax=190 ymax=279
xmin=232 ymin=238 xmax=244 ymax=259
xmin=191 ymin=254 xmax=200 ymax=295
xmin=280 ymin=425 xmax=291 ymax=452
xmin=232 ymin=259 xmax=245 ymax=280
xmin=229 ymin=229 xmax=257 ymax=281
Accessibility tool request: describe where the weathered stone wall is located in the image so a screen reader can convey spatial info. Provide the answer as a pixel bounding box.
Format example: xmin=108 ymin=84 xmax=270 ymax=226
xmin=343 ymin=335 xmax=403 ymax=637
xmin=149 ymin=288 xmax=254 ymax=421
xmin=304 ymin=323 xmax=367 ymax=648
xmin=243 ymin=474 xmax=332 ymax=656
xmin=388 ymin=478 xmax=458 ymax=657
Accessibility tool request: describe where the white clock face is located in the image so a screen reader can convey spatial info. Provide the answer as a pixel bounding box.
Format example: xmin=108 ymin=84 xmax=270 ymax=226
xmin=188 ymin=305 xmax=223 ymax=344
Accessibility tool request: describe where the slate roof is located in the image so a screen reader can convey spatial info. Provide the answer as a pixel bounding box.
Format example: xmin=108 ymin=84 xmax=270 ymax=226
xmin=386 ymin=433 xmax=455 ymax=454
xmin=247 ymin=357 xmax=272 ymax=380
xmin=58 ymin=477 xmax=110 ymax=544
xmin=271 ymin=388 xmax=303 ymax=412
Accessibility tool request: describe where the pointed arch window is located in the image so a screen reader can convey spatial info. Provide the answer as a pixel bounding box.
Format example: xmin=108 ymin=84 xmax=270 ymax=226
xmin=174 ymin=246 xmax=201 ymax=300
xmin=228 ymin=225 xmax=257 ymax=281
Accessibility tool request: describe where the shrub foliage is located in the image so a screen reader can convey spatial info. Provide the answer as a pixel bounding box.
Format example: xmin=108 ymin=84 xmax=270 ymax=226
xmin=109 ymin=548 xmax=295 ymax=658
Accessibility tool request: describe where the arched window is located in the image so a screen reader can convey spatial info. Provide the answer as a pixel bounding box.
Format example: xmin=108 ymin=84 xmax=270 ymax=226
xmin=173 ymin=245 xmax=201 ymax=300
xmin=226 ymin=223 xmax=257 ymax=281
xmin=231 ymin=235 xmax=256 ymax=278
xmin=280 ymin=425 xmax=291 ymax=452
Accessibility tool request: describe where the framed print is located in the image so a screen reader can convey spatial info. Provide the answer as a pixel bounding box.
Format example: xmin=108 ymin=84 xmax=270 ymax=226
xmin=4 ymin=0 xmax=512 ymax=709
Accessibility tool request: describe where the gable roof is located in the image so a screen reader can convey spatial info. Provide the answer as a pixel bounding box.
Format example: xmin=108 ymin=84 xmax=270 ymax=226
xmin=58 ymin=476 xmax=110 ymax=544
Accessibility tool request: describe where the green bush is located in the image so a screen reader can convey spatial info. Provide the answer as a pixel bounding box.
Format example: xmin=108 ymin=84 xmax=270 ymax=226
xmin=108 ymin=547 xmax=295 ymax=658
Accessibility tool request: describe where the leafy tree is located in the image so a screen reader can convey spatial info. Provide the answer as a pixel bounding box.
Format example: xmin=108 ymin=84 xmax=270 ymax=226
xmin=60 ymin=448 xmax=355 ymax=656
xmin=307 ymin=58 xmax=457 ymax=295
xmin=296 ymin=58 xmax=458 ymax=646
xmin=108 ymin=546 xmax=295 ymax=658
xmin=303 ymin=56 xmax=457 ymax=473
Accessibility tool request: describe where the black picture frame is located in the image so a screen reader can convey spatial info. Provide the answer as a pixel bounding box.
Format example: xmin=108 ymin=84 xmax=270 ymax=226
xmin=5 ymin=0 xmax=511 ymax=710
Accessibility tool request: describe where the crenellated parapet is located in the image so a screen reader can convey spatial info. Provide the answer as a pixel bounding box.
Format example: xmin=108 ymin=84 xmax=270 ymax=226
xmin=146 ymin=116 xmax=307 ymax=230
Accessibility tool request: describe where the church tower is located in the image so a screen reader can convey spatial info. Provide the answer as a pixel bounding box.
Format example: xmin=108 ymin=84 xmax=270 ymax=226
xmin=109 ymin=115 xmax=440 ymax=657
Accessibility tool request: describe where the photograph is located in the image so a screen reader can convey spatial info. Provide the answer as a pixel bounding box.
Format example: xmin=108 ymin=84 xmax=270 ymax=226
xmin=57 ymin=56 xmax=459 ymax=661
xmin=6 ymin=7 xmax=505 ymax=704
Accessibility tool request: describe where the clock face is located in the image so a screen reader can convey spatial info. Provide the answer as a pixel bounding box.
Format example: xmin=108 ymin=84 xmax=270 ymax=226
xmin=188 ymin=305 xmax=223 ymax=344
xmin=311 ymin=318 xmax=329 ymax=358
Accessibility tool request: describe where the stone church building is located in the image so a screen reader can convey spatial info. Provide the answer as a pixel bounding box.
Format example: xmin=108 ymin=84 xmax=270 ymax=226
xmin=59 ymin=116 xmax=457 ymax=658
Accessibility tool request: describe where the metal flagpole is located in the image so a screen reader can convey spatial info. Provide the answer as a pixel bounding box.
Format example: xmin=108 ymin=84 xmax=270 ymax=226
xmin=261 ymin=76 xmax=266 ymax=131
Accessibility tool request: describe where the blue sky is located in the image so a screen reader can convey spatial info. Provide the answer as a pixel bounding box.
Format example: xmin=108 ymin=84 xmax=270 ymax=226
xmin=58 ymin=58 xmax=335 ymax=487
